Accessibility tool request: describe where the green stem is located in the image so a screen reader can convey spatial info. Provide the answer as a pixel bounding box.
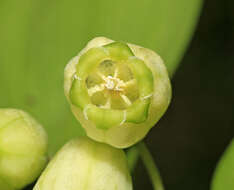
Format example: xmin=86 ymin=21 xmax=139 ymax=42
xmin=126 ymin=145 xmax=139 ymax=172
xmin=138 ymin=142 xmax=165 ymax=190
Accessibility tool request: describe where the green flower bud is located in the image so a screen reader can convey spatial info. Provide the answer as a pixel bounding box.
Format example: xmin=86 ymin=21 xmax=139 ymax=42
xmin=33 ymin=137 xmax=132 ymax=190
xmin=64 ymin=37 xmax=171 ymax=148
xmin=0 ymin=108 xmax=48 ymax=190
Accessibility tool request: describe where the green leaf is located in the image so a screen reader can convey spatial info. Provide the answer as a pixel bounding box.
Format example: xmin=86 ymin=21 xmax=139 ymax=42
xmin=0 ymin=0 xmax=202 ymax=155
xmin=211 ymin=139 xmax=234 ymax=190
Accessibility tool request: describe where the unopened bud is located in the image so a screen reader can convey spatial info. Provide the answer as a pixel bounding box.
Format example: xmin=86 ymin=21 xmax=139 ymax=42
xmin=34 ymin=137 xmax=132 ymax=190
xmin=0 ymin=108 xmax=48 ymax=190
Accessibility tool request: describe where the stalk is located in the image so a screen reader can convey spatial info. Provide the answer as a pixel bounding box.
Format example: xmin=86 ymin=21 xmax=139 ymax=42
xmin=138 ymin=142 xmax=165 ymax=190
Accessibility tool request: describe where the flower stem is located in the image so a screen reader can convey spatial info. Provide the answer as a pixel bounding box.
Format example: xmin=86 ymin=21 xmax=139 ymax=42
xmin=138 ymin=142 xmax=165 ymax=190
xmin=126 ymin=145 xmax=139 ymax=172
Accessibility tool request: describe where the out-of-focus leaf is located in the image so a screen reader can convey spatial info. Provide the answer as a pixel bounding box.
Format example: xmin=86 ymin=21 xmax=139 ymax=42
xmin=211 ymin=139 xmax=234 ymax=190
xmin=0 ymin=0 xmax=202 ymax=155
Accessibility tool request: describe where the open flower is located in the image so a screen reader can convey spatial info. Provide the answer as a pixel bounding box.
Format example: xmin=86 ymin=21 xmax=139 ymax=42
xmin=64 ymin=37 xmax=171 ymax=148
xmin=0 ymin=108 xmax=48 ymax=190
xmin=33 ymin=137 xmax=132 ymax=190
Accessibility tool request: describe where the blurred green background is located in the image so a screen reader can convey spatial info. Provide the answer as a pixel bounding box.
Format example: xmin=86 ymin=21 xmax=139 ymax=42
xmin=1 ymin=0 xmax=233 ymax=190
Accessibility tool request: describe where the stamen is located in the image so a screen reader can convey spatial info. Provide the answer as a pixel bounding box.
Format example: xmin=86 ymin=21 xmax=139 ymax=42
xmin=100 ymin=97 xmax=111 ymax=109
xmin=124 ymin=79 xmax=136 ymax=87
xmin=83 ymin=105 xmax=91 ymax=120
xmin=114 ymin=68 xmax=119 ymax=78
xmin=140 ymin=93 xmax=153 ymax=100
xmin=88 ymin=84 xmax=105 ymax=96
xmin=120 ymin=94 xmax=132 ymax=106
xmin=128 ymin=56 xmax=138 ymax=60
xmin=120 ymin=110 xmax=127 ymax=125
xmin=97 ymin=72 xmax=107 ymax=81
xmin=103 ymin=75 xmax=125 ymax=92
xmin=105 ymin=76 xmax=115 ymax=90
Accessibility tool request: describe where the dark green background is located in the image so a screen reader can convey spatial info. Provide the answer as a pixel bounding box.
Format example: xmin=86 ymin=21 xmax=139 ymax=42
xmin=0 ymin=0 xmax=233 ymax=190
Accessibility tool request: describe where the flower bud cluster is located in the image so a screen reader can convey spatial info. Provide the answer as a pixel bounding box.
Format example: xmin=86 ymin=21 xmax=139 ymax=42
xmin=0 ymin=37 xmax=171 ymax=190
